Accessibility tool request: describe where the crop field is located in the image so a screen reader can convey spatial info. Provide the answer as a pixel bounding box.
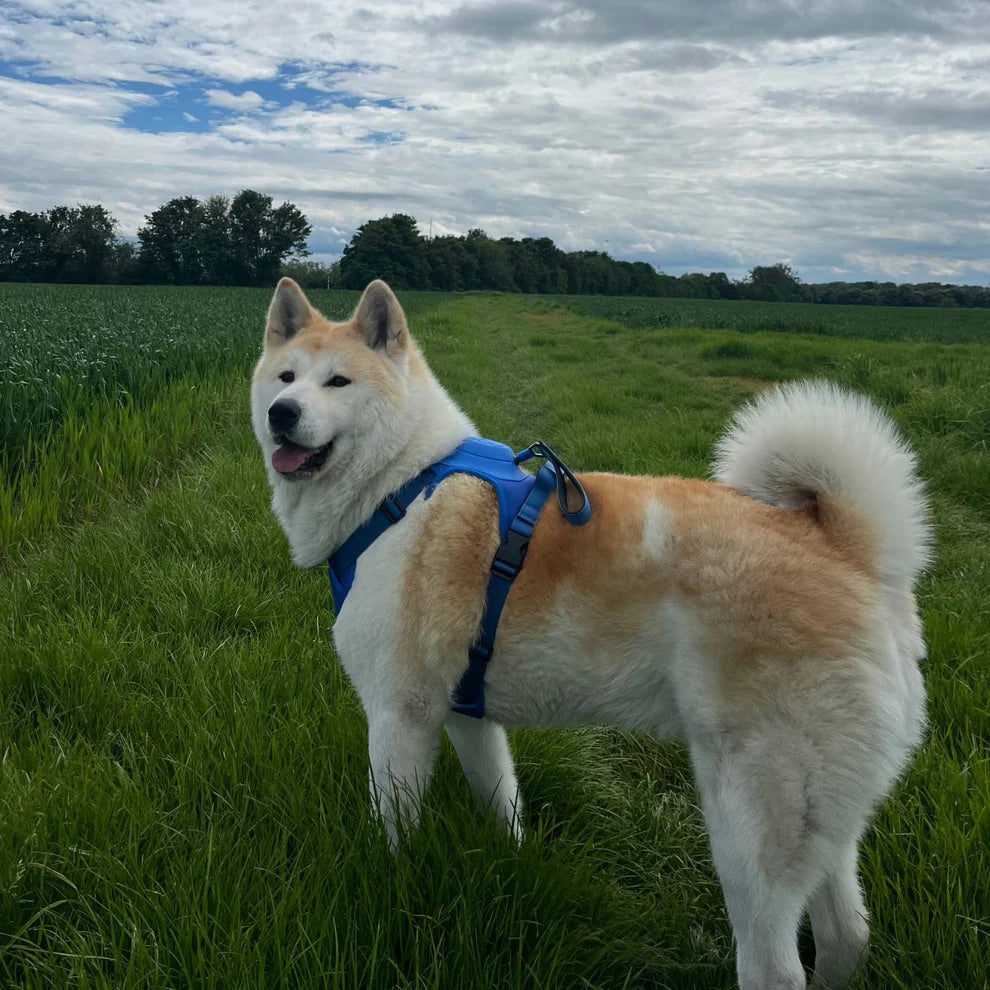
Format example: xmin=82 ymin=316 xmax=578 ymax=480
xmin=0 ymin=284 xmax=988 ymax=988
xmin=558 ymin=293 xmax=990 ymax=344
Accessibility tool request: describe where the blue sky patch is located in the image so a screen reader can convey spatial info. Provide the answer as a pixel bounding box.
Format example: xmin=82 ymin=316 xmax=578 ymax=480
xmin=113 ymin=64 xmax=414 ymax=134
xmin=0 ymin=53 xmax=405 ymax=134
xmin=118 ymin=67 xmax=332 ymax=133
xmin=357 ymin=130 xmax=406 ymax=145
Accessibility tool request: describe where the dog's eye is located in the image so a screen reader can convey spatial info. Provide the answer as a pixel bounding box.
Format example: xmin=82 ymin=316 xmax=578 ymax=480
xmin=325 ymin=375 xmax=351 ymax=388
xmin=279 ymin=371 xmax=295 ymax=383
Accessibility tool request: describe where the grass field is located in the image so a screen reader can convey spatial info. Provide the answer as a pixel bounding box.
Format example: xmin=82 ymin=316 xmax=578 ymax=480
xmin=1 ymin=285 xmax=988 ymax=988
xmin=556 ymin=294 xmax=990 ymax=344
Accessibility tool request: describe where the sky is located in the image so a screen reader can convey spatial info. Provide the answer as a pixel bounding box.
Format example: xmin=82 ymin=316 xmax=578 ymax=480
xmin=1 ymin=0 xmax=988 ymax=284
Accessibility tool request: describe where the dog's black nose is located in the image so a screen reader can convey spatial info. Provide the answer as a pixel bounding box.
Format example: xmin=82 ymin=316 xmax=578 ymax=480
xmin=268 ymin=398 xmax=301 ymax=434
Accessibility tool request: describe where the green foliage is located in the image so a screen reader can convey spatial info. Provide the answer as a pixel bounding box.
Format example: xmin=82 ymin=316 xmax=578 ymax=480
xmin=744 ymin=262 xmax=803 ymax=302
xmin=138 ymin=190 xmax=311 ymax=286
xmin=4 ymin=199 xmax=990 ymax=307
xmin=137 ymin=196 xmax=209 ymax=285
xmin=339 ymin=213 xmax=431 ymax=290
xmin=279 ymin=259 xmax=339 ymax=289
xmin=0 ymin=193 xmax=311 ymax=288
xmin=339 ymin=218 xmax=689 ymax=296
xmin=337 ymin=218 xmax=990 ymax=306
xmin=229 ymin=190 xmax=312 ymax=286
xmin=0 ymin=205 xmax=118 ymax=283
xmin=0 ymin=286 xmax=987 ymax=988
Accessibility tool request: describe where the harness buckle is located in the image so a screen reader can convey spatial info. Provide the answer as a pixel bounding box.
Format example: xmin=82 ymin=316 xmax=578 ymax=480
xmin=379 ymin=494 xmax=406 ymax=523
xmin=492 ymin=527 xmax=530 ymax=578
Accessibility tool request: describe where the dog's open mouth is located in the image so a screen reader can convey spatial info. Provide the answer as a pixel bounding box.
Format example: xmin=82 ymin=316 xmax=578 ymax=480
xmin=271 ymin=438 xmax=333 ymax=478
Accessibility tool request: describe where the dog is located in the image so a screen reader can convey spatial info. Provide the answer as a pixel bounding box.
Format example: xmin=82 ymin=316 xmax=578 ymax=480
xmin=251 ymin=277 xmax=930 ymax=990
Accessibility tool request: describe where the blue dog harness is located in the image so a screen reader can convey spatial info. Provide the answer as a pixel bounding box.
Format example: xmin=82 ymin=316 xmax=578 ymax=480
xmin=327 ymin=437 xmax=591 ymax=718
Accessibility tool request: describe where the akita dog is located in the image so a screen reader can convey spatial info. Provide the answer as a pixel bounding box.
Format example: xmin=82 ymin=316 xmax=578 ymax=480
xmin=251 ymin=278 xmax=930 ymax=990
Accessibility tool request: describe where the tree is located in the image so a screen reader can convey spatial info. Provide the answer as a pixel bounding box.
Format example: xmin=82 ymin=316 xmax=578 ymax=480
xmin=67 ymin=204 xmax=119 ymax=282
xmin=464 ymin=229 xmax=514 ymax=291
xmin=280 ymin=259 xmax=337 ymax=289
xmin=43 ymin=205 xmax=81 ymax=280
xmin=199 ymin=195 xmax=232 ymax=285
xmin=0 ymin=210 xmax=49 ymax=281
xmin=424 ymin=235 xmax=476 ymax=291
xmin=678 ymin=272 xmax=717 ymax=298
xmin=627 ymin=261 xmax=662 ymax=296
xmin=0 ymin=205 xmax=119 ymax=282
xmin=707 ymin=271 xmax=740 ymax=300
xmin=227 ymin=190 xmax=311 ymax=286
xmin=137 ymin=197 xmax=207 ymax=284
xmin=111 ymin=240 xmax=141 ymax=284
xmin=744 ymin=262 xmax=803 ymax=302
xmin=137 ymin=191 xmax=311 ymax=286
xmin=339 ymin=214 xmax=429 ymax=289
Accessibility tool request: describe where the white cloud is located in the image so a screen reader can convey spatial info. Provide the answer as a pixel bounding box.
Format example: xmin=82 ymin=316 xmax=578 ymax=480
xmin=203 ymin=88 xmax=267 ymax=111
xmin=0 ymin=0 xmax=988 ymax=282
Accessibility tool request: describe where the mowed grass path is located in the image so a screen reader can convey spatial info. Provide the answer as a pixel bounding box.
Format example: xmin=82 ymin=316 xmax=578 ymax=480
xmin=1 ymin=287 xmax=988 ymax=988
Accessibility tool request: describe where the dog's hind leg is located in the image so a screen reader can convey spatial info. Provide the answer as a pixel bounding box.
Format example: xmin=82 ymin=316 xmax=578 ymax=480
xmin=444 ymin=713 xmax=524 ymax=842
xmin=690 ymin=732 xmax=827 ymax=990
xmin=365 ymin=690 xmax=447 ymax=848
xmin=807 ymin=838 xmax=870 ymax=988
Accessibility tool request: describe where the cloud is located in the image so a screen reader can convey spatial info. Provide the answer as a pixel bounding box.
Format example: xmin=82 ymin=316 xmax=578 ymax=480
xmin=765 ymin=84 xmax=990 ymax=132
xmin=0 ymin=0 xmax=988 ymax=283
xmin=432 ymin=0 xmax=980 ymax=46
xmin=203 ymin=88 xmax=268 ymax=111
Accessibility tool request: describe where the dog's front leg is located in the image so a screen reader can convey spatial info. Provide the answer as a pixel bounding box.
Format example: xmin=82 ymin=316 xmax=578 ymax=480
xmin=365 ymin=693 xmax=445 ymax=848
xmin=444 ymin=712 xmax=524 ymax=842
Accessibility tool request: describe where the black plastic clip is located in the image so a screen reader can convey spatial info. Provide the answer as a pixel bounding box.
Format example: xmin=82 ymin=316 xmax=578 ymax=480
xmin=492 ymin=528 xmax=531 ymax=579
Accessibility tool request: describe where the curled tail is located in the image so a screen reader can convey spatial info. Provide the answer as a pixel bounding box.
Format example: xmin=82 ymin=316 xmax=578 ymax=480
xmin=713 ymin=381 xmax=932 ymax=590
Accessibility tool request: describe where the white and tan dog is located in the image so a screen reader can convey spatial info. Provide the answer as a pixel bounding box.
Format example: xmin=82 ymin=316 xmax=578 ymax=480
xmin=252 ymin=278 xmax=930 ymax=990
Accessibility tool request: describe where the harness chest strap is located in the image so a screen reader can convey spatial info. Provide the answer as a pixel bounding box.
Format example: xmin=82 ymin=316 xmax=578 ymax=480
xmin=450 ymin=462 xmax=557 ymax=717
xmin=327 ymin=438 xmax=590 ymax=719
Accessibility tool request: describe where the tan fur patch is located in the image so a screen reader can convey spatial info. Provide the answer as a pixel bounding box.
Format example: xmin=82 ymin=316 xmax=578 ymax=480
xmin=655 ymin=479 xmax=877 ymax=671
xmin=398 ymin=470 xmax=879 ymax=690
xmin=259 ymin=311 xmax=432 ymax=405
xmin=400 ymin=475 xmax=501 ymax=678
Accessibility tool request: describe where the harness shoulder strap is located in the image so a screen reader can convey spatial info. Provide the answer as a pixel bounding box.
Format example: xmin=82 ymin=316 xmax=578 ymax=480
xmin=329 ymin=468 xmax=436 ymax=611
xmin=328 ymin=437 xmax=592 ymax=720
xmin=450 ymin=461 xmax=558 ymax=718
xmin=329 ymin=438 xmax=532 ymax=614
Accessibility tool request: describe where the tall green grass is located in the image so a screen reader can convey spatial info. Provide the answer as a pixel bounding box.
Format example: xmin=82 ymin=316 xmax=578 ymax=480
xmin=0 ymin=284 xmax=448 ymax=469
xmin=0 ymin=284 xmax=447 ymax=559
xmin=552 ymin=293 xmax=990 ymax=344
xmin=0 ymin=287 xmax=987 ymax=987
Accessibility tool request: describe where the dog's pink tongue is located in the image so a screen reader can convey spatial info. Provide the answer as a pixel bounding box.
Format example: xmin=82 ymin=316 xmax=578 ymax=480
xmin=272 ymin=442 xmax=312 ymax=474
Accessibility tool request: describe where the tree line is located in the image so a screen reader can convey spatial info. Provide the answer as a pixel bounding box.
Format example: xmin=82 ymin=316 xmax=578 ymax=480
xmin=0 ymin=191 xmax=310 ymax=286
xmin=2 ymin=201 xmax=988 ymax=308
xmin=324 ymin=214 xmax=990 ymax=308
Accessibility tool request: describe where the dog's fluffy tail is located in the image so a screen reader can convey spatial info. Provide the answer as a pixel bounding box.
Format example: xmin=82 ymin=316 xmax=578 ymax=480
xmin=713 ymin=380 xmax=931 ymax=590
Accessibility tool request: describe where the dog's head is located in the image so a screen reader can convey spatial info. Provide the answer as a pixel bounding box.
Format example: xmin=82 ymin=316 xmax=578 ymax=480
xmin=251 ymin=277 xmax=413 ymax=484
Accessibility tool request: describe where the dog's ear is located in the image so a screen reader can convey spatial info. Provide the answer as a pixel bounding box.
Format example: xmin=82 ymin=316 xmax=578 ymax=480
xmin=352 ymin=280 xmax=408 ymax=355
xmin=266 ymin=278 xmax=314 ymax=345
